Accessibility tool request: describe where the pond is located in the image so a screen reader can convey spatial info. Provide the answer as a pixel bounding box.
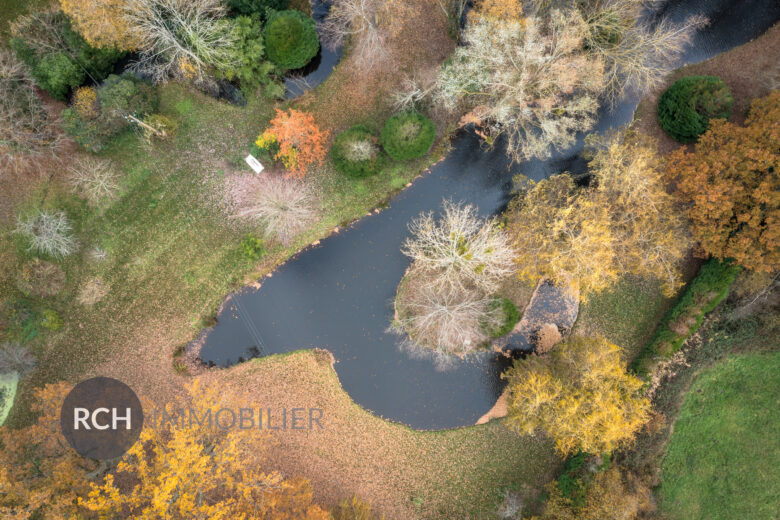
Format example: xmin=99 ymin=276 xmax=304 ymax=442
xmin=195 ymin=0 xmax=780 ymax=430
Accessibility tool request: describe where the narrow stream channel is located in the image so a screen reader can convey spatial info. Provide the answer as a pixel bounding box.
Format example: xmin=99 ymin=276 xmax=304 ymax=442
xmin=196 ymin=0 xmax=780 ymax=430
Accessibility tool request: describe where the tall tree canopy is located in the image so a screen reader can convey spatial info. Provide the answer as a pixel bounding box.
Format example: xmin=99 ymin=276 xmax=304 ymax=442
xmin=666 ymin=91 xmax=780 ymax=272
xmin=505 ymin=335 xmax=650 ymax=455
xmin=508 ymin=132 xmax=691 ymax=298
xmin=0 ymin=382 xmax=329 ymax=519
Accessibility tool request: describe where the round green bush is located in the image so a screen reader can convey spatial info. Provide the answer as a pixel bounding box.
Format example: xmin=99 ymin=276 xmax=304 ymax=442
xmin=264 ymin=10 xmax=319 ymax=69
xmin=228 ymin=0 xmax=288 ymax=17
xmin=33 ymin=52 xmax=83 ymax=101
xmin=381 ymin=112 xmax=436 ymax=161
xmin=657 ymin=75 xmax=734 ymax=143
xmin=482 ymin=298 xmax=520 ymax=338
xmin=241 ymin=235 xmax=266 ymax=262
xmin=331 ymin=125 xmax=384 ymax=178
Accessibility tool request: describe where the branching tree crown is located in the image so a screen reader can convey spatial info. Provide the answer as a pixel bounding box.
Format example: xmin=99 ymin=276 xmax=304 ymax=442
xmin=505 ymin=335 xmax=650 ymax=455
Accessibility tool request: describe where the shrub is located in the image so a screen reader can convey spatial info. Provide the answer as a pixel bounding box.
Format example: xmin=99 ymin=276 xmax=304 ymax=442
xmin=97 ymin=73 xmax=159 ymax=127
xmin=9 ymin=11 xmax=123 ymax=99
xmin=481 ymin=297 xmax=520 ymax=338
xmin=254 ymin=108 xmax=328 ymax=178
xmin=632 ymin=258 xmax=741 ymax=377
xmin=67 ymin=156 xmax=120 ymax=206
xmin=331 ymin=125 xmax=383 ymax=178
xmin=657 ymin=75 xmax=733 ymax=143
xmin=381 ymin=112 xmax=436 ymax=160
xmin=217 ymin=15 xmax=276 ymax=92
xmin=40 ymin=309 xmax=63 ymax=331
xmin=14 ymin=211 xmax=77 ymax=259
xmin=0 ymin=342 xmax=36 ymax=375
xmin=15 ymin=259 xmax=66 ymax=298
xmin=141 ymin=114 xmax=178 ymax=140
xmin=63 ymin=73 xmax=158 ymax=151
xmin=241 ymin=235 xmax=266 ymax=262
xmin=230 ymin=174 xmax=318 ymax=245
xmin=33 ymin=52 xmax=83 ymax=101
xmin=228 ymin=0 xmax=288 ymax=17
xmin=264 ymin=10 xmax=319 ymax=69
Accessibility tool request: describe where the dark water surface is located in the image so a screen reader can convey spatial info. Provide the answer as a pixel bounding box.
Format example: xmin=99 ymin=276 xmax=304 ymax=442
xmin=198 ymin=0 xmax=780 ymax=429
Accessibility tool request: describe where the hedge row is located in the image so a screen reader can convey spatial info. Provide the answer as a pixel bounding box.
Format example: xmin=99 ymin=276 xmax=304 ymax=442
xmin=632 ymin=258 xmax=741 ymax=377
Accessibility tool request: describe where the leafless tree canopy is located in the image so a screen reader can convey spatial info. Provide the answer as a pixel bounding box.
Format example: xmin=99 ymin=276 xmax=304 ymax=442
xmin=67 ymin=156 xmax=120 ymax=206
xmin=578 ymin=0 xmax=706 ymax=104
xmin=0 ymin=49 xmax=63 ymax=176
xmin=123 ymin=0 xmax=239 ymax=83
xmin=228 ymin=173 xmax=319 ymax=246
xmin=0 ymin=342 xmax=36 ymax=376
xmin=320 ymin=0 xmax=389 ymax=69
xmin=395 ymin=201 xmax=516 ymax=356
xmin=395 ymin=273 xmax=503 ymax=356
xmin=401 ymin=200 xmax=516 ymax=294
xmin=14 ymin=210 xmax=78 ymax=258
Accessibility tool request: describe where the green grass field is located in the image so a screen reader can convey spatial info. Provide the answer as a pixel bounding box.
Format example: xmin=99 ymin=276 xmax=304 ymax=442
xmin=659 ymin=351 xmax=780 ymax=520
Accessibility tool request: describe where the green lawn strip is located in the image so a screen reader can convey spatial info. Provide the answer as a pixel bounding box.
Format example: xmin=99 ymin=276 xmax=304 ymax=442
xmin=0 ymin=372 xmax=19 ymax=427
xmin=659 ymin=351 xmax=780 ymax=520
xmin=632 ymin=259 xmax=741 ymax=378
xmin=572 ymin=275 xmax=672 ymax=361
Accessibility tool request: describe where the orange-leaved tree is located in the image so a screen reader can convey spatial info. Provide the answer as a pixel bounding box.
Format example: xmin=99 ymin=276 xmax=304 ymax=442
xmin=256 ymin=109 xmax=329 ymax=179
xmin=58 ymin=0 xmax=139 ymax=50
xmin=505 ymin=335 xmax=650 ymax=455
xmin=666 ymin=91 xmax=780 ymax=272
xmin=474 ymin=0 xmax=524 ymax=22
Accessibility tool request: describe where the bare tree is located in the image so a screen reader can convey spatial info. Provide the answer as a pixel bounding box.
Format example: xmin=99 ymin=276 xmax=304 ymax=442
xmin=395 ymin=274 xmax=503 ymax=356
xmin=14 ymin=210 xmax=77 ymax=258
xmin=0 ymin=342 xmax=37 ymax=376
xmin=228 ymin=173 xmax=318 ymax=246
xmin=0 ymin=49 xmax=63 ymax=176
xmin=320 ymin=0 xmax=389 ymax=69
xmin=436 ymin=11 xmax=605 ymax=162
xmin=67 ymin=156 xmax=120 ymax=206
xmin=579 ymin=0 xmax=706 ymax=103
xmin=123 ymin=0 xmax=238 ymax=83
xmin=402 ymin=200 xmax=515 ymax=294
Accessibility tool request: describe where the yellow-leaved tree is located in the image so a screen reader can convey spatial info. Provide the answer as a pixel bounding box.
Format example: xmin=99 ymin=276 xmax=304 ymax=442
xmin=505 ymin=335 xmax=650 ymax=455
xmin=58 ymin=0 xmax=139 ymax=50
xmin=0 ymin=381 xmax=330 ymax=519
xmin=508 ymin=132 xmax=691 ymax=298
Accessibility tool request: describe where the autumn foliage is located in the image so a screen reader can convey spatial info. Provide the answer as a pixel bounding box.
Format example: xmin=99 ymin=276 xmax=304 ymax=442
xmin=256 ymin=109 xmax=329 ymax=178
xmin=508 ymin=132 xmax=691 ymax=298
xmin=505 ymin=336 xmax=650 ymax=455
xmin=58 ymin=0 xmax=139 ymax=50
xmin=0 ymin=382 xmax=329 ymax=519
xmin=666 ymin=91 xmax=780 ymax=272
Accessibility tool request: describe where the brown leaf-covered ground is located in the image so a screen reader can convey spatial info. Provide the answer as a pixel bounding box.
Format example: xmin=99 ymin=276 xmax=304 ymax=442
xmin=633 ymin=21 xmax=780 ymax=155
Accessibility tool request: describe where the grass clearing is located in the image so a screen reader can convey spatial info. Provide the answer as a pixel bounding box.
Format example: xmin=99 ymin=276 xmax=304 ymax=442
xmin=572 ymin=275 xmax=674 ymax=361
xmin=206 ymin=350 xmax=560 ymax=519
xmin=0 ymin=372 xmax=19 ymax=426
xmin=659 ymin=351 xmax=780 ymax=520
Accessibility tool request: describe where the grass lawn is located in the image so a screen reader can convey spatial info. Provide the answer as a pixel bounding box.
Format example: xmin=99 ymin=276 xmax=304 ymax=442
xmin=0 ymin=372 xmax=19 ymax=426
xmin=208 ymin=349 xmax=560 ymax=519
xmin=0 ymin=2 xmax=560 ymax=517
xmin=572 ymin=275 xmax=674 ymax=362
xmin=659 ymin=351 xmax=780 ymax=520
